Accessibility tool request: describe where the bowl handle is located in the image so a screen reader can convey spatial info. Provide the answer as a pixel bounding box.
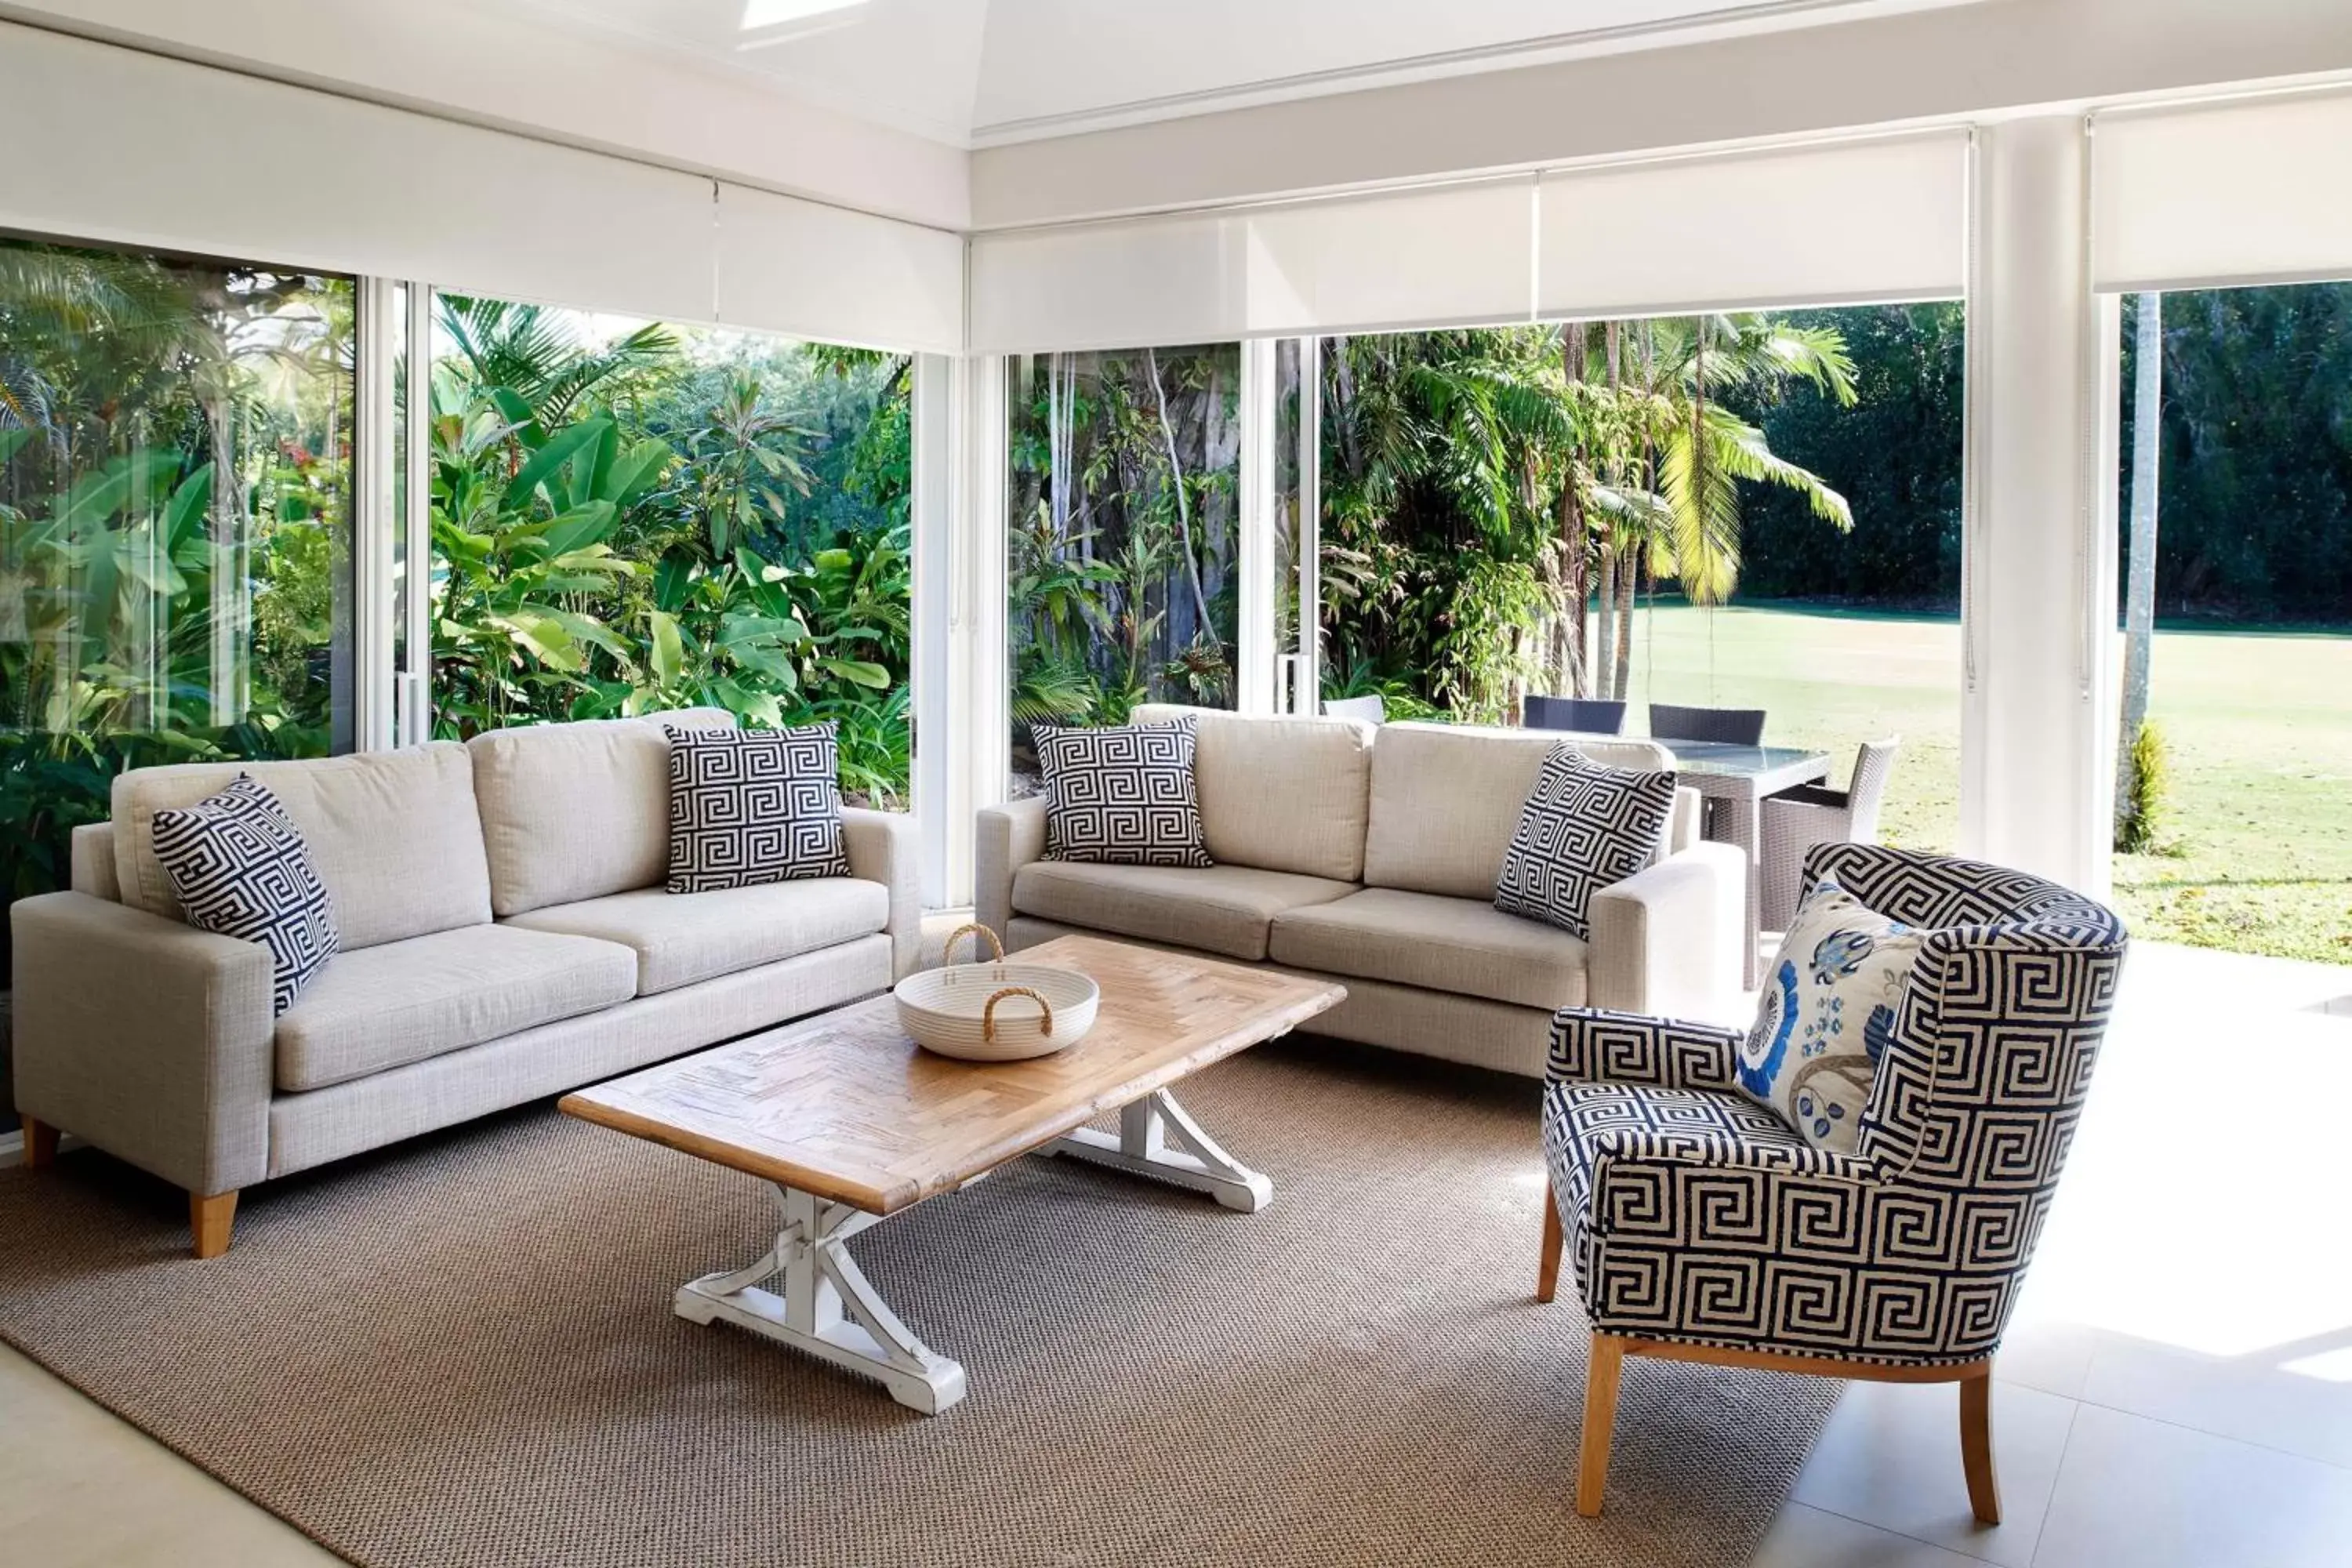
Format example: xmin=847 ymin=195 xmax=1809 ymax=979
xmin=982 ymin=986 xmax=1053 ymax=1043
xmin=946 ymin=922 xmax=1007 ymax=965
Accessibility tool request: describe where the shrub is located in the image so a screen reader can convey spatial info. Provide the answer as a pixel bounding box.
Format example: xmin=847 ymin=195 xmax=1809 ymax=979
xmin=2114 ymin=719 xmax=2172 ymax=853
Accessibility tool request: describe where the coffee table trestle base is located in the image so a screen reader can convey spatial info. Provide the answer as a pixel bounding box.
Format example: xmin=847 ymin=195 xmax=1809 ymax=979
xmin=1041 ymin=1086 xmax=1273 ymax=1213
xmin=673 ymin=1181 xmax=970 ymax=1414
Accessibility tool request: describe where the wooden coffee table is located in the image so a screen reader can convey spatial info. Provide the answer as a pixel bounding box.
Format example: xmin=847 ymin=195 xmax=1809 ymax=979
xmin=560 ymin=935 xmax=1345 ymax=1414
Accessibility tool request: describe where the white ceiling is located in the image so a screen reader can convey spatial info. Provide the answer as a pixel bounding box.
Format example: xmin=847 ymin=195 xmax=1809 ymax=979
xmin=501 ymin=0 xmax=1984 ymax=148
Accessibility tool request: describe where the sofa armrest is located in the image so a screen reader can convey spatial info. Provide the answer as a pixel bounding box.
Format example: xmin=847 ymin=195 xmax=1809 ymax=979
xmin=71 ymin=822 xmax=120 ymax=901
xmin=975 ymin=795 xmax=1049 ymax=946
xmin=1546 ymin=1007 xmax=1744 ymax=1091
xmin=9 ymin=890 xmax=275 ymax=1196
xmin=841 ymin=808 xmax=921 ymax=981
xmin=1584 ymin=840 xmax=1745 ymax=1021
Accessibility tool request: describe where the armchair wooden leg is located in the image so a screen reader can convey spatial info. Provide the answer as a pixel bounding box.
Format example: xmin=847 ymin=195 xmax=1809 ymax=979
xmin=21 ymin=1116 xmax=59 ymax=1169
xmin=1576 ymin=1334 xmax=1626 ymax=1519
xmin=190 ymin=1190 xmax=238 ymax=1259
xmin=1537 ymin=1181 xmax=1563 ymax=1304
xmin=1960 ymin=1367 xmax=2001 ymax=1526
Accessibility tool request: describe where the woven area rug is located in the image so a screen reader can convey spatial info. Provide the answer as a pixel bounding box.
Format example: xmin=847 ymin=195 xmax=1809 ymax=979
xmin=0 ymin=1039 xmax=1835 ymax=1568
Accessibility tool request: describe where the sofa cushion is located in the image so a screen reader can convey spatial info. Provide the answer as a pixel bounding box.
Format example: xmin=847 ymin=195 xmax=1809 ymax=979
xmin=151 ymin=775 xmax=340 ymax=1016
xmin=1130 ymin=707 xmax=1372 ymax=882
xmin=1364 ymin=724 xmax=1675 ymax=900
xmin=665 ymin=722 xmax=851 ymax=891
xmin=1269 ymin=887 xmax=1588 ymax=1011
xmin=274 ymin=925 xmax=636 ymax=1093
xmin=1494 ymin=746 xmax=1679 ymax=941
xmin=114 ymin=743 xmax=492 ymax=950
xmin=467 ymin=708 xmax=735 ymax=918
xmin=504 ymin=878 xmax=888 ymax=996
xmin=1035 ymin=717 xmax=1212 ymax=867
xmin=1739 ymin=873 xmax=1923 ymax=1154
xmin=1011 ymin=861 xmax=1355 ymax=961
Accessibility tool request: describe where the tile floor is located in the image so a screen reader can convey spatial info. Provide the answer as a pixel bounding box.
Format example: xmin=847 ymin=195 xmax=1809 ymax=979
xmin=5 ymin=939 xmax=2349 ymax=1567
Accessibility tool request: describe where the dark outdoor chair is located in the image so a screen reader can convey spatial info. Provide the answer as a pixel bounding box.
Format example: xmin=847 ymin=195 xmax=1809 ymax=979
xmin=1648 ymin=702 xmax=1767 ymax=746
xmin=1523 ymin=696 xmax=1628 ymax=735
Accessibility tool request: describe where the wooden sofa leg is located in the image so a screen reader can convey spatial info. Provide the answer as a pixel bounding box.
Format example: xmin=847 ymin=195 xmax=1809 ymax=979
xmin=1960 ymin=1366 xmax=2001 ymax=1526
xmin=1577 ymin=1334 xmax=1626 ymax=1519
xmin=1537 ymin=1181 xmax=1563 ymax=1303
xmin=21 ymin=1116 xmax=59 ymax=1169
xmin=190 ymin=1190 xmax=238 ymax=1259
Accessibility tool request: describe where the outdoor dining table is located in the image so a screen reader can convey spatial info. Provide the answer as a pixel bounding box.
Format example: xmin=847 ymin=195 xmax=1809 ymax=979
xmin=1656 ymin=740 xmax=1834 ymax=986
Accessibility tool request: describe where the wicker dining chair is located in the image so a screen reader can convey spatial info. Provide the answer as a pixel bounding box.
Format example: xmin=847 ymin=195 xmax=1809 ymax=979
xmin=1759 ymin=739 xmax=1903 ymax=931
xmin=1321 ymin=695 xmax=1387 ymax=724
xmin=1536 ymin=843 xmax=2128 ymax=1522
xmin=1648 ymin=702 xmax=1767 ymax=746
xmin=1523 ymin=695 xmax=1628 ymax=734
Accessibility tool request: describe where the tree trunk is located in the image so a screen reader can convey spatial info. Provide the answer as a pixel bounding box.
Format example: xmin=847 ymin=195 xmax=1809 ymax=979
xmin=1145 ymin=347 xmax=1216 ymax=641
xmin=1612 ymin=550 xmax=1636 ymax=701
xmin=2116 ymin=292 xmax=2163 ymax=829
xmin=1558 ymin=322 xmax=1589 ymax=696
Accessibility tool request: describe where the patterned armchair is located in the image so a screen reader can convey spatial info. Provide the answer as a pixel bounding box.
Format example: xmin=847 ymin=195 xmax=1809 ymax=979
xmin=1535 ymin=844 xmax=2128 ymax=1522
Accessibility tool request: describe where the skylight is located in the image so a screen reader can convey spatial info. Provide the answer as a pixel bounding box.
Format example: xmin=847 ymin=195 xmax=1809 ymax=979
xmin=740 ymin=0 xmax=868 ymax=30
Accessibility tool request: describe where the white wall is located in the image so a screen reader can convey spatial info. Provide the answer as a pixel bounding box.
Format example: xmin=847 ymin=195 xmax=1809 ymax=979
xmin=0 ymin=0 xmax=970 ymax=230
xmin=970 ymin=0 xmax=2352 ymax=228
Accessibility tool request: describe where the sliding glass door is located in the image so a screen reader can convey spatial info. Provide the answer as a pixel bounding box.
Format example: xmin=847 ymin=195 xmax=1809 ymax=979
xmin=0 ymin=236 xmax=357 ymax=973
xmin=417 ymin=292 xmax=916 ymax=805
xmin=1004 ymin=345 xmax=1242 ymax=791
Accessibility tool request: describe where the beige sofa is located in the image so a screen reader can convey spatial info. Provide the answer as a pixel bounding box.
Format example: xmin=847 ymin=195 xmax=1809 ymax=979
xmin=11 ymin=709 xmax=919 ymax=1256
xmin=978 ymin=710 xmax=1744 ymax=1079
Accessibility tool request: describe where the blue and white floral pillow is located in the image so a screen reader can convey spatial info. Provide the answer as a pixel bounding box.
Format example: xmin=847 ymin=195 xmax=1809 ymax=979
xmin=1736 ymin=873 xmax=1922 ymax=1153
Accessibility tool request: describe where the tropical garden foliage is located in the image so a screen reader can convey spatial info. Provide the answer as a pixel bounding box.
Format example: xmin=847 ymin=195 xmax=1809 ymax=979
xmin=423 ymin=296 xmax=915 ymax=803
xmin=0 ymin=247 xmax=916 ymax=978
xmin=1005 ymin=346 xmax=1240 ymax=745
xmin=0 ymin=241 xmax=354 ymax=975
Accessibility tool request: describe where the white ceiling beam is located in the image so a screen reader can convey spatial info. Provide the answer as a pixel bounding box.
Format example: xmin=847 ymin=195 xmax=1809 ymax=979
xmin=970 ymin=0 xmax=2352 ymax=230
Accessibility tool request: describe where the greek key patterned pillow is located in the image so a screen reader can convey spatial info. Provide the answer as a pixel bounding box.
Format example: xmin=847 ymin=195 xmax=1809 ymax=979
xmin=151 ymin=774 xmax=339 ymax=1017
xmin=1034 ymin=717 xmax=1212 ymax=867
xmin=1494 ymin=745 xmax=1677 ymax=941
xmin=664 ymin=722 xmax=850 ymax=892
xmin=1737 ymin=872 xmax=1925 ymax=1153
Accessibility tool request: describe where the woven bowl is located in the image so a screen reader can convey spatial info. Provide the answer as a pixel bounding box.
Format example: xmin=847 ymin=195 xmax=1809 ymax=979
xmin=894 ymin=960 xmax=1100 ymax=1062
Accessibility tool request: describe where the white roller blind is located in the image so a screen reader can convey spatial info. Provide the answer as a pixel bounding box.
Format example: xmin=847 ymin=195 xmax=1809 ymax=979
xmin=1241 ymin=180 xmax=1535 ymax=338
xmin=1537 ymin=132 xmax=1969 ymax=319
xmin=969 ymin=179 xmax=1537 ymax=352
xmin=0 ymin=23 xmax=965 ymax=350
xmin=2092 ymin=93 xmax=2352 ymax=293
xmin=970 ymin=213 xmax=1248 ymax=353
xmin=0 ymin=21 xmax=717 ymax=321
xmin=714 ymin=184 xmax=964 ymax=354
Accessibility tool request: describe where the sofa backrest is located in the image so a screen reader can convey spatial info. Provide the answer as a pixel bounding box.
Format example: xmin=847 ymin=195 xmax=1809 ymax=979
xmin=465 ymin=707 xmax=737 ymax=917
xmin=112 ymin=742 xmax=493 ymax=950
xmin=1128 ymin=704 xmax=1373 ymax=881
xmin=1363 ymin=722 xmax=1678 ymax=899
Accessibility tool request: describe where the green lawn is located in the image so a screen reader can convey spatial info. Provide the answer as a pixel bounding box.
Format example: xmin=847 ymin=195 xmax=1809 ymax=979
xmin=1613 ymin=603 xmax=2352 ymax=964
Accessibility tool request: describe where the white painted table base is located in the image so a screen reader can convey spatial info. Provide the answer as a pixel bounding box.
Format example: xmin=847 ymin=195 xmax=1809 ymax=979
xmin=673 ymin=1086 xmax=1271 ymax=1412
xmin=674 ymin=1182 xmax=969 ymax=1414
xmin=1041 ymin=1087 xmax=1273 ymax=1212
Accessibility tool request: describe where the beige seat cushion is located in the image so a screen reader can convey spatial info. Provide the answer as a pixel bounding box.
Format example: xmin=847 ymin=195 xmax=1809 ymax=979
xmin=113 ymin=744 xmax=493 ymax=950
xmin=467 ymin=708 xmax=736 ymax=918
xmin=1130 ymin=705 xmax=1372 ymax=881
xmin=1011 ymin=861 xmax=1355 ymax=962
xmin=504 ymin=878 xmax=889 ymax=996
xmin=275 ymin=926 xmax=637 ymax=1093
xmin=1363 ymin=724 xmax=1675 ymax=900
xmin=1269 ymin=887 xmax=1588 ymax=1011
